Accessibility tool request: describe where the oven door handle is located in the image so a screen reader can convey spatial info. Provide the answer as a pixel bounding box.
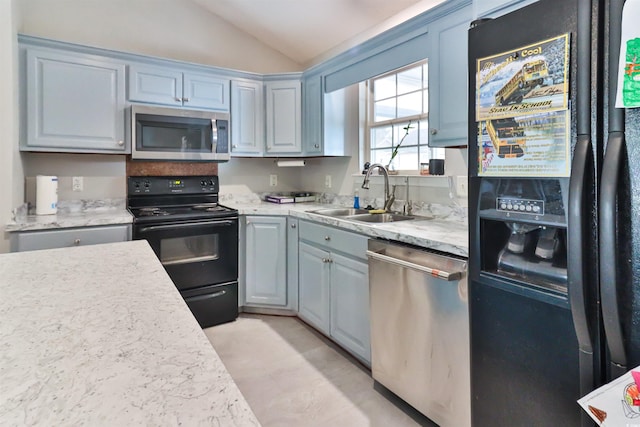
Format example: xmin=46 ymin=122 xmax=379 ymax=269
xmin=139 ymin=219 xmax=235 ymax=233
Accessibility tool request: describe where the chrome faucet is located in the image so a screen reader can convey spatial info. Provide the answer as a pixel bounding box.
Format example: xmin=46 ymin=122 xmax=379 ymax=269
xmin=361 ymin=163 xmax=393 ymax=212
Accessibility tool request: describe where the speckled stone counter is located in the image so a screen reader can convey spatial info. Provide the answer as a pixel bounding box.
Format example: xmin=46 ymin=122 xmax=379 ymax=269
xmin=5 ymin=199 xmax=133 ymax=232
xmin=0 ymin=240 xmax=260 ymax=426
xmin=226 ymin=201 xmax=468 ymax=258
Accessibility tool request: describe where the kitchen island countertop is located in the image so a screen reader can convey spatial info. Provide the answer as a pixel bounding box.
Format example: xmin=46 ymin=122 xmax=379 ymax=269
xmin=0 ymin=240 xmax=260 ymax=426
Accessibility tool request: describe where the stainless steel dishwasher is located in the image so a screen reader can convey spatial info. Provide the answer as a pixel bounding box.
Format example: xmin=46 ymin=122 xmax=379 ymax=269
xmin=367 ymin=239 xmax=470 ymax=427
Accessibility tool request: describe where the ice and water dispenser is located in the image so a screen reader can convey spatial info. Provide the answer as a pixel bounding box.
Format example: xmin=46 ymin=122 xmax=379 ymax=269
xmin=478 ymin=178 xmax=569 ymax=293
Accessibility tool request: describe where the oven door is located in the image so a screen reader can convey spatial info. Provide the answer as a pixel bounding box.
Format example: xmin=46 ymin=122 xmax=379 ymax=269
xmin=134 ymin=218 xmax=238 ymax=290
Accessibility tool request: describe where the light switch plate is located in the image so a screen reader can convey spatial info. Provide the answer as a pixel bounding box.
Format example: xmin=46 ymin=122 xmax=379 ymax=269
xmin=269 ymin=174 xmax=278 ymax=187
xmin=325 ymin=175 xmax=332 ymax=188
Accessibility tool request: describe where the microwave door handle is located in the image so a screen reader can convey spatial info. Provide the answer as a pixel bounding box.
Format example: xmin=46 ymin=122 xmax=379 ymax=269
xmin=211 ymin=119 xmax=218 ymax=150
xmin=139 ymin=220 xmax=234 ymax=233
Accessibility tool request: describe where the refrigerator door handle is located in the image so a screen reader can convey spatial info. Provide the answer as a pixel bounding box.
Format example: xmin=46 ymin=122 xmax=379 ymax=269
xmin=568 ymin=134 xmax=595 ymax=396
xmin=600 ymin=132 xmax=627 ymax=378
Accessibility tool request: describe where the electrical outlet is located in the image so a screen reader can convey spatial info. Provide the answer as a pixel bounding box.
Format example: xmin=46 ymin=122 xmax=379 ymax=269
xmin=325 ymin=175 xmax=332 ymax=188
xmin=456 ymin=176 xmax=468 ymax=197
xmin=269 ymin=174 xmax=278 ymax=187
xmin=72 ymin=176 xmax=83 ymax=192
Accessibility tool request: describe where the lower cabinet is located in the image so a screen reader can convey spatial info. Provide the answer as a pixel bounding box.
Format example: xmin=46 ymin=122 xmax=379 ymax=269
xmin=10 ymin=224 xmax=131 ymax=252
xmin=298 ymin=220 xmax=371 ymax=365
xmin=244 ymin=216 xmax=288 ymax=307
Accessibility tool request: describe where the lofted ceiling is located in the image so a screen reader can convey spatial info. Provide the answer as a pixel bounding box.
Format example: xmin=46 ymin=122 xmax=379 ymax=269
xmin=189 ymin=0 xmax=446 ymax=67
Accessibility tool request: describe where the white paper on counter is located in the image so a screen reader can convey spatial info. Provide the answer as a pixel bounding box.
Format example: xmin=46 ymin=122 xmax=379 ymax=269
xmin=615 ymin=0 xmax=640 ymax=108
xmin=577 ymin=366 xmax=640 ymax=426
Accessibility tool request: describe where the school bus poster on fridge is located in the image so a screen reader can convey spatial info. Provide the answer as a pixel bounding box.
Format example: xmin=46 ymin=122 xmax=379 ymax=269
xmin=476 ymin=34 xmax=571 ymax=177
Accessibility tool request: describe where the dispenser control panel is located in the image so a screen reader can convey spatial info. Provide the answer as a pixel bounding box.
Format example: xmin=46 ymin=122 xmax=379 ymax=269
xmin=496 ymin=197 xmax=544 ymax=215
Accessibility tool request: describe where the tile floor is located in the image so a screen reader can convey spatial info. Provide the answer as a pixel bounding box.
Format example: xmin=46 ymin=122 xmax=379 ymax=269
xmin=204 ymin=313 xmax=436 ymax=427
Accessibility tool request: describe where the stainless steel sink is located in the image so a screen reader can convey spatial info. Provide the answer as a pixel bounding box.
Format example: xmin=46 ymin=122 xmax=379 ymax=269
xmin=344 ymin=213 xmax=415 ymax=223
xmin=310 ymin=208 xmax=370 ymax=217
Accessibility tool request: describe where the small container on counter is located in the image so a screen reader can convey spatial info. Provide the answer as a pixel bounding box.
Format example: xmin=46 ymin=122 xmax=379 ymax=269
xmin=420 ymin=163 xmax=430 ymax=175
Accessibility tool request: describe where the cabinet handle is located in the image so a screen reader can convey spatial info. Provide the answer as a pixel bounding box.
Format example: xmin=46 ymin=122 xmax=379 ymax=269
xmin=74 ymin=239 xmax=81 ymax=246
xmin=291 ymin=223 xmax=297 ymax=228
xmin=314 ymin=144 xmax=320 ymax=148
xmin=324 ymin=236 xmax=331 ymax=241
xmin=117 ymin=140 xmax=124 ymax=146
xmin=175 ymin=97 xmax=182 ymax=102
xmin=183 ymin=97 xmax=190 ymax=102
xmin=430 ymin=128 xmax=438 ymax=135
xmin=323 ymin=258 xmax=332 ymax=263
xmin=232 ymin=144 xmax=238 ymax=149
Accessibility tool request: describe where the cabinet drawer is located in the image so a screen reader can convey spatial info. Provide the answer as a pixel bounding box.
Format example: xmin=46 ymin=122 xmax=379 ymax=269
xmin=299 ymin=221 xmax=367 ymax=260
xmin=10 ymin=225 xmax=131 ymax=252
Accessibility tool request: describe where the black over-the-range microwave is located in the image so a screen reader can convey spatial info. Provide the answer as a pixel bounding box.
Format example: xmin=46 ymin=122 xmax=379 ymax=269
xmin=130 ymin=105 xmax=230 ymax=162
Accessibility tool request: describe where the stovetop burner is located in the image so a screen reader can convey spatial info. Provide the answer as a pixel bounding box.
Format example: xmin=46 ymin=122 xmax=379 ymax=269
xmin=127 ymin=176 xmax=237 ymax=224
xmin=137 ymin=207 xmax=171 ymax=217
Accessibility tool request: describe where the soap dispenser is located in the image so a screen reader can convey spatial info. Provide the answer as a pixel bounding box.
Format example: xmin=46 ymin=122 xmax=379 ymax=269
xmin=353 ymin=190 xmax=360 ymax=209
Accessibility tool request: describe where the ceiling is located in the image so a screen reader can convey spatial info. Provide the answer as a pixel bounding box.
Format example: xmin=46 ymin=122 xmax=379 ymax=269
xmin=189 ymin=0 xmax=446 ymax=67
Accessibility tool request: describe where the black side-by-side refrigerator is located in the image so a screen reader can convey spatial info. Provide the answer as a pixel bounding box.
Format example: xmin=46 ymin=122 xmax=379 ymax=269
xmin=468 ymin=0 xmax=640 ymax=425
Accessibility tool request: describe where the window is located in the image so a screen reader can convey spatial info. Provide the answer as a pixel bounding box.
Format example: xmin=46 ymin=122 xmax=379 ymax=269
xmin=366 ymin=61 xmax=444 ymax=172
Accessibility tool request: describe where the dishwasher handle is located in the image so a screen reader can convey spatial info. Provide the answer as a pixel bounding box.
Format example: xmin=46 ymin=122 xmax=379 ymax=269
xmin=366 ymin=249 xmax=466 ymax=281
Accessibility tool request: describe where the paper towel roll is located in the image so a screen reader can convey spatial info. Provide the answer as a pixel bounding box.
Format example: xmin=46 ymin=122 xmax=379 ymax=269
xmin=36 ymin=175 xmax=58 ymax=215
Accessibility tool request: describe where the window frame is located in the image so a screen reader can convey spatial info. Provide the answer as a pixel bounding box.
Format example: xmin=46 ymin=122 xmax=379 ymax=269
xmin=363 ymin=60 xmax=443 ymax=174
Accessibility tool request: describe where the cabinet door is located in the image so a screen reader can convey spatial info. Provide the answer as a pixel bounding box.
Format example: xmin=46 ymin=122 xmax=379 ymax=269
xmin=330 ymin=253 xmax=371 ymax=364
xmin=183 ymin=73 xmax=229 ymax=111
xmin=24 ymin=49 xmax=127 ymax=153
xmin=265 ymin=80 xmax=302 ymax=154
xmin=286 ymin=218 xmax=299 ymax=312
xmin=231 ymin=79 xmax=265 ymax=156
xmin=298 ymin=241 xmax=331 ymax=333
xmin=128 ymin=64 xmax=183 ymax=106
xmin=245 ymin=216 xmax=287 ymax=306
xmin=302 ymin=75 xmax=322 ymax=155
xmin=428 ymin=6 xmax=472 ymax=147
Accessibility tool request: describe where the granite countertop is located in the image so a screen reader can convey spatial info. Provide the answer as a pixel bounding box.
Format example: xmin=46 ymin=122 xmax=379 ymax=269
xmin=227 ymin=201 xmax=469 ymax=258
xmin=0 ymin=240 xmax=260 ymax=426
xmin=5 ymin=199 xmax=133 ymax=232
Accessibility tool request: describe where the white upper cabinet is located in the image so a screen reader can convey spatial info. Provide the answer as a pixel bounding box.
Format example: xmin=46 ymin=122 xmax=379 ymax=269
xmin=22 ymin=47 xmax=127 ymax=153
xmin=128 ymin=64 xmax=229 ymax=111
xmin=230 ymin=79 xmax=265 ymax=156
xmin=265 ymin=79 xmax=302 ymax=155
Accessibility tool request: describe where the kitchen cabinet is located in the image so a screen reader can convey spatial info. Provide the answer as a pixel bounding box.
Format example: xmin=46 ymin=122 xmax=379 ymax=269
xmin=428 ymin=4 xmax=471 ymax=148
xmin=21 ymin=48 xmax=127 ymax=153
xmin=10 ymin=224 xmax=131 ymax=252
xmin=230 ymin=79 xmax=265 ymax=156
xmin=474 ymin=0 xmax=538 ymax=18
xmin=298 ymin=220 xmax=370 ymax=364
xmin=265 ymin=79 xmax=302 ymax=155
xmin=243 ymin=216 xmax=288 ymax=307
xmin=302 ymin=74 xmax=323 ymax=155
xmin=128 ymin=64 xmax=229 ymax=111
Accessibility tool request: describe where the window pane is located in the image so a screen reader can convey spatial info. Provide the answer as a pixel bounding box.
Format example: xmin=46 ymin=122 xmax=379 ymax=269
xmin=397 ymin=66 xmax=422 ymax=95
xmin=371 ymin=126 xmax=392 ymax=149
xmin=392 ymin=146 xmax=419 ymax=170
xmin=371 ymin=148 xmax=393 ymax=165
xmin=397 ymin=92 xmax=422 ymax=118
xmin=423 ymin=63 xmax=429 ymax=88
xmin=374 ymin=75 xmax=396 ymax=101
xmin=395 ymin=121 xmax=419 ymax=148
xmin=374 ymin=98 xmax=396 ymax=121
xmin=423 ymin=89 xmax=429 ymax=114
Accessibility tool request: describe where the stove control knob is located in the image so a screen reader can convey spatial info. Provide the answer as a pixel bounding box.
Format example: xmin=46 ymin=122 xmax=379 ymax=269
xmin=208 ymin=180 xmax=214 ymax=186
xmin=200 ymin=180 xmax=206 ymax=186
xmin=500 ymin=203 xmax=507 ymax=210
